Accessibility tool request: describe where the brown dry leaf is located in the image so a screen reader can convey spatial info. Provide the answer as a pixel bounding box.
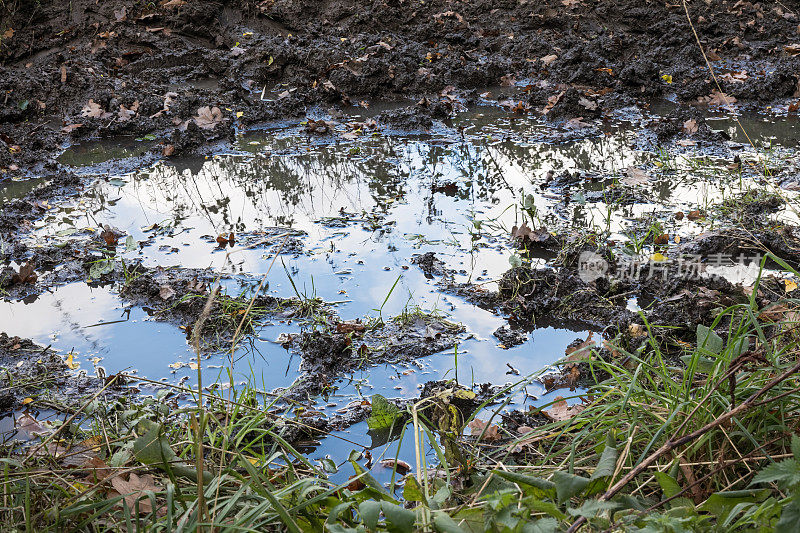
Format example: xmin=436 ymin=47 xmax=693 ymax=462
xmin=114 ymin=6 xmax=127 ymax=21
xmin=11 ymin=261 xmax=37 ymax=284
xmin=699 ymin=90 xmax=736 ymax=107
xmin=540 ymin=54 xmax=558 ymax=66
xmin=110 ymin=473 xmax=162 ymax=514
xmin=2 ymin=27 xmax=14 ymax=39
xmin=544 ymin=396 xmax=586 ymax=422
xmin=687 ymin=210 xmax=703 ymax=221
xmin=622 ymin=166 xmax=650 ymax=186
xmin=578 ymin=96 xmax=598 ymax=111
xmin=467 ymin=419 xmax=502 ymax=442
xmin=542 ymin=90 xmax=565 ymax=114
xmin=16 ymin=412 xmax=43 ymax=434
xmin=336 ymin=321 xmax=367 ymax=335
xmin=785 ymin=43 xmax=800 ymax=55
xmin=654 ymin=233 xmax=669 ymax=245
xmin=565 ymin=117 xmax=592 ymax=129
xmin=117 ymin=100 xmax=139 ymax=122
xmin=61 ymin=123 xmax=83 ymax=134
xmin=161 ymin=0 xmax=187 ymax=8
xmin=511 ymin=222 xmax=551 ymax=244
xmin=100 ymin=224 xmax=120 ymax=246
xmin=379 ymin=459 xmax=411 ymax=475
xmin=432 ymin=10 xmax=465 ymax=24
xmin=683 ymin=118 xmax=698 ymax=134
xmin=159 ymin=285 xmax=175 ymax=300
xmin=216 ymin=232 xmax=235 ymax=247
xmin=193 ymin=106 xmax=223 ymax=130
xmin=81 ymin=99 xmax=107 ymax=118
xmin=500 ymin=74 xmax=516 ymax=87
xmin=720 ymin=70 xmax=748 ymax=83
xmin=565 ymin=332 xmax=595 ymax=361
xmin=163 ymin=144 xmax=175 ymax=156
xmin=759 ymin=304 xmax=789 ymax=322
xmin=60 ymin=65 xmax=67 ymax=83
xmin=676 ymin=139 xmax=697 ymax=147
xmin=347 ymin=476 xmax=365 ymax=491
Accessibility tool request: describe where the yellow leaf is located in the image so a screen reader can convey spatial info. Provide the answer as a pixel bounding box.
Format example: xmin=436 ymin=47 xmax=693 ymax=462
xmin=22 ymin=397 xmax=33 ymax=405
xmin=236 ymin=111 xmax=243 ymax=118
xmin=65 ymin=353 xmax=79 ymax=370
xmin=651 ymin=252 xmax=668 ymax=262
xmin=661 ymin=74 xmax=673 ymax=84
xmin=189 ymin=362 xmax=199 ymax=370
xmin=785 ymin=279 xmax=798 ymax=293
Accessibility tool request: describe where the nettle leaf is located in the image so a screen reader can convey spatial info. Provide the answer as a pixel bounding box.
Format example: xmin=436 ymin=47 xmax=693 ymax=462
xmin=653 ymin=471 xmax=694 ymax=509
xmin=552 ymin=471 xmax=590 ymax=504
xmin=525 ymin=517 xmax=559 ymax=533
xmin=792 ymin=434 xmax=800 ymax=462
xmin=491 ymin=470 xmax=557 ymax=500
xmin=752 ymin=459 xmax=800 ymax=491
xmin=402 ymin=475 xmax=426 ymax=503
xmin=367 ymin=394 xmax=402 ymax=430
xmin=696 ymin=324 xmax=723 ymax=355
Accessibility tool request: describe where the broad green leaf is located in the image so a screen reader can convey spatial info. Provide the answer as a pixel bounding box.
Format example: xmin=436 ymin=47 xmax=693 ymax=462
xmin=696 ymin=324 xmax=723 ymax=354
xmin=525 ymin=498 xmax=567 ymax=520
xmin=432 ymin=511 xmax=466 ymax=533
xmin=699 ymin=489 xmax=770 ymax=523
xmin=653 ymin=471 xmax=693 ymax=509
xmin=367 ymin=394 xmax=402 ymax=430
xmin=491 ymin=470 xmax=557 ymax=500
xmin=351 ymin=461 xmax=395 ymax=502
xmin=381 ymin=502 xmax=416 ymax=533
xmin=522 ymin=517 xmax=558 ymax=533
xmin=358 ymin=500 xmax=381 ymax=530
xmin=552 ymin=471 xmax=590 ymax=504
xmin=586 ymin=438 xmax=618 ymax=496
xmin=777 ymin=496 xmax=800 ymax=533
xmin=402 ymin=475 xmax=426 ymax=503
xmin=567 ymin=499 xmax=621 ymax=518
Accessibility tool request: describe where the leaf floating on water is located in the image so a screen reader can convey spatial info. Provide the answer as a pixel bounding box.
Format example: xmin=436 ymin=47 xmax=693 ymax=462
xmin=65 ymin=352 xmax=79 ymax=369
xmin=622 ymin=166 xmax=650 ymax=186
xmin=366 ymin=394 xmax=402 ymax=430
xmin=379 ymin=458 xmax=412 ymax=475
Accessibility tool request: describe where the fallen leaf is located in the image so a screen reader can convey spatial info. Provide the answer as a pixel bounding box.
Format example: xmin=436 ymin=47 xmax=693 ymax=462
xmin=785 ymin=279 xmax=798 ymax=294
xmin=785 ymin=43 xmax=800 ymax=55
xmin=540 ymin=54 xmax=558 ymax=66
xmin=720 ymin=70 xmax=748 ymax=83
xmin=193 ymin=106 xmax=223 ymax=130
xmin=60 ymin=65 xmax=67 ymax=83
xmin=698 ymin=90 xmax=736 ymax=107
xmin=687 ymin=210 xmax=703 ymax=221
xmin=110 ymin=473 xmax=162 ymax=514
xmin=65 ymin=352 xmax=79 ymax=369
xmin=117 ymin=100 xmax=139 ymax=122
xmin=500 ymin=74 xmax=516 ymax=87
xmin=467 ymin=419 xmax=502 ymax=442
xmin=336 ymin=321 xmax=367 ymax=335
xmin=215 ymin=233 xmax=235 ymax=247
xmin=543 ymin=396 xmax=585 ymax=422
xmin=160 ymin=0 xmax=187 ymax=8
xmin=100 ymin=224 xmax=120 ymax=246
xmin=81 ymin=99 xmax=106 ymax=118
xmin=622 ymin=166 xmax=650 ymax=186
xmin=683 ymin=118 xmax=698 ymax=134
xmin=565 ymin=332 xmax=595 ymax=361
xmin=159 ymin=285 xmax=175 ymax=300
xmin=163 ymin=144 xmax=175 ymax=156
xmin=11 ymin=261 xmax=37 ymax=284
xmin=61 ymin=123 xmax=83 ymax=133
xmin=114 ymin=6 xmax=127 ymax=21
xmin=379 ymin=459 xmax=411 ymax=475
xmin=654 ymin=233 xmax=669 ymax=245
xmin=16 ymin=412 xmax=46 ymax=436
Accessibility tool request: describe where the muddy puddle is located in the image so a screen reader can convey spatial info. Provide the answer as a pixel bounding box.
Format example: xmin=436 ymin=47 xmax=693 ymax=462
xmin=4 ymin=105 xmax=800 ymax=474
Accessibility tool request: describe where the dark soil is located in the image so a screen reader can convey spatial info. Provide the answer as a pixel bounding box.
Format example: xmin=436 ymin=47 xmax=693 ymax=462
xmin=2 ymin=0 xmax=799 ymax=175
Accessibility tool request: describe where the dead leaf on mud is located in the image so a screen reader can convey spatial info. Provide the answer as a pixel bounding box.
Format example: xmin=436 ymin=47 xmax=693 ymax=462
xmin=215 ymin=233 xmax=235 ymax=247
xmin=117 ymin=100 xmax=140 ymax=122
xmin=720 ymin=70 xmax=748 ymax=83
xmin=542 ymin=90 xmax=565 ymax=114
xmin=687 ymin=210 xmax=703 ymax=221
xmin=565 ymin=332 xmax=595 ymax=361
xmin=11 ymin=261 xmax=37 ymax=284
xmin=82 ymin=99 xmax=108 ymax=119
xmin=163 ymin=144 xmax=175 ymax=156
xmin=336 ymin=321 xmax=366 ymax=335
xmin=544 ymin=397 xmax=585 ymax=422
xmin=161 ymin=0 xmax=187 ymax=8
xmin=622 ymin=166 xmax=650 ymax=186
xmin=698 ymin=90 xmax=736 ymax=107
xmin=467 ymin=419 xmax=502 ymax=442
xmin=433 ymin=11 xmax=465 ymax=24
xmin=654 ymin=233 xmax=669 ymax=245
xmin=16 ymin=412 xmax=47 ymax=436
xmin=578 ymin=96 xmax=598 ymax=111
xmin=159 ymin=285 xmax=176 ymax=300
xmin=114 ymin=6 xmax=127 ymax=22
xmin=683 ymin=118 xmax=698 ymax=134
xmin=565 ymin=117 xmax=592 ymax=129
xmin=784 ymin=43 xmax=800 ymax=55
xmin=60 ymin=65 xmax=67 ymax=83
xmin=540 ymin=54 xmax=558 ymax=66
xmin=500 ymin=74 xmax=516 ymax=87
xmin=305 ymin=119 xmax=334 ymax=134
xmin=110 ymin=473 xmax=162 ymax=514
xmin=193 ymin=106 xmax=223 ymax=130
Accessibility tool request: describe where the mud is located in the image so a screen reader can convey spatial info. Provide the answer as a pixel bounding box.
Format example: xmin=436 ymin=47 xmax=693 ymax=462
xmin=2 ymin=0 xmax=800 ymax=175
